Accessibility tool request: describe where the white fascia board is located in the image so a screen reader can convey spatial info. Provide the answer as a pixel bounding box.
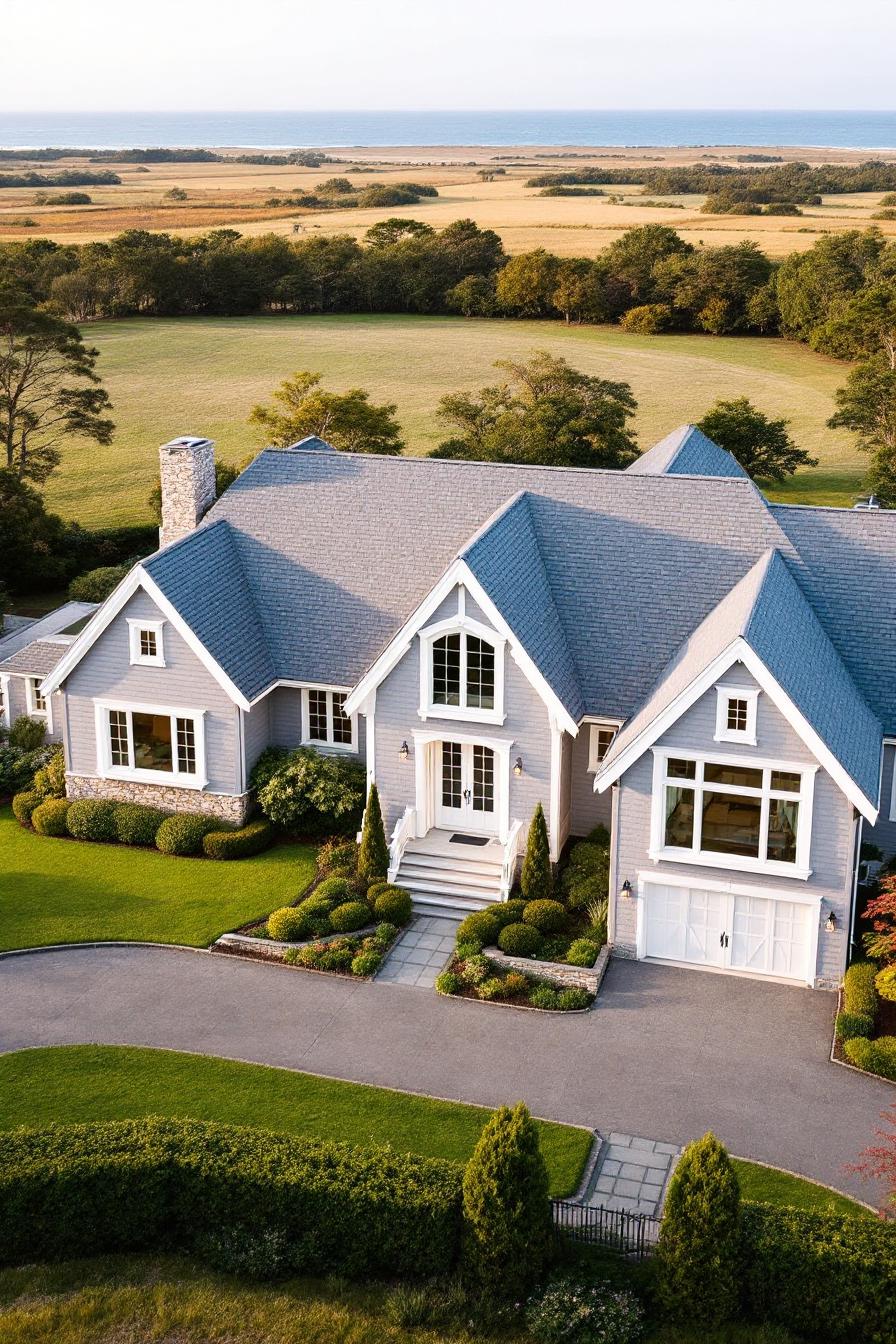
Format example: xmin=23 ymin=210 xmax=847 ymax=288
xmin=342 ymin=557 xmax=579 ymax=736
xmin=40 ymin=565 xmax=251 ymax=712
xmin=594 ymin=636 xmax=879 ymax=823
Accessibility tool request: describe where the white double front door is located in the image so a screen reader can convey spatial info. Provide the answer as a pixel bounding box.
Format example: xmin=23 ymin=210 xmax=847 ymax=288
xmin=643 ymin=882 xmax=813 ymax=983
xmin=435 ymin=740 xmax=497 ymax=835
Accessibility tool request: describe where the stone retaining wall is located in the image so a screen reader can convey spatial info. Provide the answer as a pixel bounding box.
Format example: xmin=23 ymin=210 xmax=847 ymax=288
xmin=215 ymin=925 xmax=381 ymax=961
xmin=65 ymin=774 xmax=251 ymax=824
xmin=483 ymin=942 xmax=611 ymax=993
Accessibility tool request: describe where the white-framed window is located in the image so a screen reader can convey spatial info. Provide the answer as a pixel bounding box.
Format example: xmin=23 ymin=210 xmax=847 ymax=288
xmin=588 ymin=722 xmax=619 ymax=772
xmin=649 ymin=748 xmax=815 ymax=880
xmin=95 ymin=699 xmax=206 ymax=788
xmin=418 ymin=616 xmax=506 ymax=724
xmin=25 ymin=675 xmax=52 ymax=731
xmin=714 ymin=685 xmax=759 ymax=746
xmin=301 ymin=687 xmax=357 ymax=751
xmin=127 ymin=618 xmax=166 ymax=667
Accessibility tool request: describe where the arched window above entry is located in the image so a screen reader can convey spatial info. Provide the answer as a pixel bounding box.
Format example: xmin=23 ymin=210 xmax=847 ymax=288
xmin=419 ymin=608 xmax=506 ymax=725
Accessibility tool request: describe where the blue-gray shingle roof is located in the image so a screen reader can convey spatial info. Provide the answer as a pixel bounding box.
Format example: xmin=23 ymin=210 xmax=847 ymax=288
xmin=626 ymin=425 xmax=749 ymax=480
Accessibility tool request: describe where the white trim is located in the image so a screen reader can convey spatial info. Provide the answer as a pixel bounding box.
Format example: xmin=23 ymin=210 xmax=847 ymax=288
xmin=594 ymin=636 xmax=878 ymax=823
xmin=648 ymin=746 xmax=815 ymax=881
xmin=0 ymin=673 xmax=9 ymax=729
xmin=418 ymin=604 xmax=507 ymax=726
xmin=25 ymin=675 xmax=52 ymax=732
xmin=548 ymin=715 xmax=563 ymax=860
xmin=713 ymin=684 xmax=758 ymax=746
xmin=636 ymin=867 xmax=824 ymax=907
xmin=411 ymin=727 xmax=512 ymax=844
xmin=888 ymin=741 xmax=896 ymax=823
xmin=364 ymin=691 xmax=376 ymax=785
xmin=342 ymin=560 xmax=579 ymax=737
xmin=127 ymin=617 xmax=166 ymax=667
xmin=40 ymin=565 xmax=251 ymax=711
xmin=299 ymin=685 xmax=358 ymax=752
xmin=587 ymin=721 xmax=619 ymax=773
xmin=93 ymin=697 xmax=208 ymax=790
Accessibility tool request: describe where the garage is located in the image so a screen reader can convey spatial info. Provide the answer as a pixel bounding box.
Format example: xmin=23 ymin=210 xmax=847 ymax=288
xmin=640 ymin=880 xmax=816 ymax=984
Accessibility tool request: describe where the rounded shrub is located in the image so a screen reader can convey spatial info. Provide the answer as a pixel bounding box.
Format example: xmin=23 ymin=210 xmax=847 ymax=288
xmin=477 ymin=977 xmax=506 ymax=1001
xmin=203 ymin=820 xmax=273 ymax=860
xmin=835 ymin=1009 xmax=874 ymax=1042
xmin=842 ymin=960 xmax=878 ymax=1022
xmin=317 ymin=838 xmax=358 ymax=875
xmin=527 ymin=1277 xmax=644 ymax=1344
xmin=557 ymin=987 xmax=592 ymax=1011
xmin=503 ymin=971 xmax=529 ymax=997
xmin=566 ymin=938 xmax=599 ymax=968
xmin=491 ymin=899 xmax=527 ymax=929
xmin=293 ymin=895 xmax=334 ymax=936
xmin=11 ymin=790 xmax=42 ymax=826
xmin=435 ymin=970 xmax=461 ymax=995
xmin=522 ymin=899 xmax=567 ymax=934
xmin=267 ymin=907 xmax=308 ymax=942
xmin=529 ymin=983 xmax=561 ymax=1010
xmin=155 ymin=812 xmax=217 ymax=856
xmin=351 ymin=949 xmax=382 ymax=977
xmin=366 ymin=879 xmax=392 ymax=903
xmin=330 ymin=900 xmax=372 ymax=933
xmin=314 ymin=876 xmax=355 ymax=906
xmin=455 ymin=909 xmax=501 ymax=951
xmin=844 ymin=1034 xmax=896 ymax=1080
xmin=498 ymin=922 xmax=543 ymax=957
xmin=114 ymin=803 xmax=167 ymax=846
xmin=564 ymin=875 xmax=606 ymax=912
xmin=375 ymin=921 xmax=398 ymax=944
xmin=875 ymin=964 xmax=896 ymax=1002
xmin=30 ymin=797 xmax=71 ymax=836
xmin=66 ymin=799 xmax=119 ymax=843
xmin=460 ymin=954 xmax=489 ymax=986
xmin=372 ymin=885 xmax=412 ymax=925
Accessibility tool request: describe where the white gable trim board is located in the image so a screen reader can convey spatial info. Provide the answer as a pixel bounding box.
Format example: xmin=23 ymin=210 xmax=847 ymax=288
xmin=594 ymin=636 xmax=879 ymax=823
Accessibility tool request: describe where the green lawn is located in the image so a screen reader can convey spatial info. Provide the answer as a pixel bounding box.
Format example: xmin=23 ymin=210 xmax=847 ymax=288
xmin=43 ymin=314 xmax=865 ymax=527
xmin=0 ymin=1045 xmax=591 ymax=1199
xmin=0 ymin=806 xmax=315 ymax=950
xmin=732 ymin=1158 xmax=871 ymax=1220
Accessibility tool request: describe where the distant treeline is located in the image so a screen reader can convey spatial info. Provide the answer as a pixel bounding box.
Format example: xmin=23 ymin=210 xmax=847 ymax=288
xmin=525 ymin=160 xmax=896 ymax=201
xmin=265 ymin=179 xmax=438 ymax=210
xmin=0 ymin=169 xmax=122 ymax=188
xmin=0 ymin=147 xmax=329 ymax=166
xmin=0 ymin=219 xmax=891 ymax=357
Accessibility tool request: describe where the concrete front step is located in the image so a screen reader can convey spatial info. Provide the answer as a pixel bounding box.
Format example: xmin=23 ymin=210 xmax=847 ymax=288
xmin=409 ymin=891 xmax=487 ymax=916
xmin=401 ymin=849 xmax=503 ymax=879
xmin=397 ymin=874 xmax=503 ymax=905
xmin=398 ymin=861 xmax=503 ymax=895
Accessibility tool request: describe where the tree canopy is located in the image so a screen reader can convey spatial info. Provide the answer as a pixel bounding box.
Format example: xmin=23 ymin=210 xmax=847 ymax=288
xmin=697 ymin=397 xmax=818 ymax=481
xmin=249 ymin=370 xmax=405 ymax=455
xmin=828 ymin=358 xmax=896 ymax=504
xmin=432 ymin=350 xmax=638 ymax=469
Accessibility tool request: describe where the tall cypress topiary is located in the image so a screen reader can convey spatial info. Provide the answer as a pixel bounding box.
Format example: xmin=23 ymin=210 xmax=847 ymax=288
xmin=521 ymin=802 xmax=552 ymax=902
xmin=656 ymin=1132 xmax=741 ymax=1326
xmin=358 ymin=782 xmax=389 ymax=884
xmin=461 ymin=1101 xmax=551 ymax=1298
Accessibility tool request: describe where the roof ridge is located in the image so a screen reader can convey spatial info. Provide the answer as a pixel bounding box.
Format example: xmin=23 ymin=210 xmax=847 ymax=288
xmin=457 ymin=489 xmax=530 ymax=560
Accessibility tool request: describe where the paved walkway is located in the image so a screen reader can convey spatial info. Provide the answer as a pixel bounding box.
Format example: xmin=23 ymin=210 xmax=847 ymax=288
xmin=585 ymin=1133 xmax=681 ymax=1217
xmin=376 ymin=915 xmax=457 ymax=988
xmin=0 ymin=947 xmax=891 ymax=1203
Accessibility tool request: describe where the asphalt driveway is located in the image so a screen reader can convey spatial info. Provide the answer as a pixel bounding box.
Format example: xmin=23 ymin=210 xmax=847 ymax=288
xmin=1 ymin=946 xmax=891 ymax=1201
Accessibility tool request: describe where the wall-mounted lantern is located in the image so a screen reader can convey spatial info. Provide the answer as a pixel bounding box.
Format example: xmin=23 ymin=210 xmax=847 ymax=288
xmin=513 ymin=756 xmax=523 ymax=778
xmin=398 ymin=740 xmax=409 ymax=761
xmin=825 ymin=909 xmax=838 ymax=933
xmin=621 ymin=879 xmax=633 ymax=899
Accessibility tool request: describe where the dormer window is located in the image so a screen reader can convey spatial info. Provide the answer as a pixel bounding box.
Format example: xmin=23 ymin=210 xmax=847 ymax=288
xmin=714 ymin=685 xmax=759 ymax=746
xmin=128 ymin=618 xmax=166 ymax=667
xmin=419 ymin=614 xmax=505 ymax=724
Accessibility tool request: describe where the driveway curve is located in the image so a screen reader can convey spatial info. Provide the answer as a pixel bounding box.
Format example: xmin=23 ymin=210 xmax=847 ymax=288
xmin=1 ymin=946 xmax=891 ymax=1203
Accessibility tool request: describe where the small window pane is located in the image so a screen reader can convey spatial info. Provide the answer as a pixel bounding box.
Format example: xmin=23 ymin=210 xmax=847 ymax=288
xmin=472 ymin=744 xmax=495 ymax=812
xmin=140 ymin=629 xmax=158 ymax=659
xmin=466 ymin=636 xmax=495 ymax=710
xmin=665 ymin=784 xmax=695 ymax=848
xmin=771 ymin=770 xmax=801 ymax=795
xmin=31 ymin=678 xmax=46 ymax=711
xmin=767 ymin=798 xmax=799 ymax=863
xmin=594 ymin=727 xmax=616 ymax=764
xmin=331 ymin=692 xmax=353 ymax=745
xmin=308 ymin=689 xmax=329 ymax=741
xmin=176 ymin=717 xmax=196 ymax=774
xmin=704 ymin=762 xmax=763 ymax=790
xmin=131 ymin=712 xmax=173 ymax=772
xmin=726 ymin=697 xmax=748 ymax=731
xmin=441 ymin=742 xmax=462 ymax=807
xmin=109 ymin=709 xmax=129 ymax=767
xmin=701 ymin=791 xmax=762 ymax=858
xmin=667 ymin=758 xmax=697 ymax=779
xmin=432 ymin=634 xmax=461 ymax=706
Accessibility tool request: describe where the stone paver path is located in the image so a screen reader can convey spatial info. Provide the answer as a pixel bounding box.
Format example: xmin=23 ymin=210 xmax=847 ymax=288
xmin=586 ymin=1132 xmax=681 ymax=1216
xmin=376 ymin=915 xmax=457 ymax=988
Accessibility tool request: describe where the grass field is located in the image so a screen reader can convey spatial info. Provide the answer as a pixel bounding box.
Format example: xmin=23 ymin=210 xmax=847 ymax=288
xmin=0 ymin=1045 xmax=590 ymax=1198
xmin=0 ymin=806 xmax=315 ymax=950
xmin=44 ymin=314 xmax=865 ymax=526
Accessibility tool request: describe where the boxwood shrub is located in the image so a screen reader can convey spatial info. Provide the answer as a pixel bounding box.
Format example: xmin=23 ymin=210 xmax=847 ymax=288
xmin=522 ymin=900 xmax=567 ymax=934
xmin=267 ymin=907 xmax=308 ymax=942
xmin=740 ymin=1202 xmax=896 ymax=1343
xmin=155 ymin=812 xmax=218 ymax=856
xmin=330 ymin=900 xmax=373 ymax=933
xmin=66 ymin=799 xmax=119 ymax=843
xmin=498 ymin=922 xmax=543 ymax=957
xmin=566 ymin=937 xmax=599 ymax=967
xmin=30 ymin=798 xmax=71 ymax=836
xmin=203 ymin=819 xmax=273 ymax=860
xmin=491 ymin=899 xmax=527 ymax=929
xmin=372 ymin=886 xmax=412 ymax=925
xmin=844 ymin=1034 xmax=896 ymax=1080
xmin=0 ymin=1118 xmax=463 ymax=1280
xmin=11 ymin=790 xmax=42 ymax=826
xmin=317 ymin=839 xmax=359 ymax=875
xmin=315 ymin=876 xmax=355 ymax=906
xmin=456 ymin=909 xmax=501 ymax=950
xmin=114 ymin=802 xmax=168 ymax=846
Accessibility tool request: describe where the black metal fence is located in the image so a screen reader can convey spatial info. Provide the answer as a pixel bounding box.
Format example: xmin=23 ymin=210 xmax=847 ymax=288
xmin=551 ymin=1199 xmax=659 ymax=1261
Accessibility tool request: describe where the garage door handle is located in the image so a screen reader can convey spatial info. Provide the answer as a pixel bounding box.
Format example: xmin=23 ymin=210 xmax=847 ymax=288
xmin=719 ymin=932 xmax=729 ymax=948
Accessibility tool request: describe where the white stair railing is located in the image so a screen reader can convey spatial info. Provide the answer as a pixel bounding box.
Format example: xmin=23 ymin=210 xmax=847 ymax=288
xmin=388 ymin=805 xmax=416 ymax=882
xmin=500 ymin=818 xmax=524 ymax=900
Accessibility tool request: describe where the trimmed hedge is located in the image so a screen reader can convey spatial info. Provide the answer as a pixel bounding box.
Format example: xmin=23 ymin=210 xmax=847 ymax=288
xmin=0 ymin=1118 xmax=463 ymax=1280
xmin=315 ymin=876 xmax=355 ymax=905
xmin=30 ymin=798 xmax=71 ymax=836
xmin=498 ymin=922 xmax=543 ymax=957
xmin=267 ymin=907 xmax=308 ymax=942
xmin=155 ymin=812 xmax=218 ymax=856
xmin=11 ymin=790 xmax=41 ymax=825
xmin=456 ymin=909 xmax=501 ymax=950
xmin=844 ymin=1034 xmax=896 ymax=1080
xmin=114 ymin=802 xmax=168 ymax=846
xmin=740 ymin=1202 xmax=896 ymax=1344
xmin=837 ymin=961 xmax=879 ymax=1042
xmin=203 ymin=819 xmax=273 ymax=860
xmin=492 ymin=898 xmax=527 ymax=929
xmin=66 ymin=799 xmax=118 ymax=843
xmin=330 ymin=900 xmax=373 ymax=933
xmin=523 ymin=899 xmax=567 ymax=934
xmin=372 ymin=886 xmax=412 ymax=925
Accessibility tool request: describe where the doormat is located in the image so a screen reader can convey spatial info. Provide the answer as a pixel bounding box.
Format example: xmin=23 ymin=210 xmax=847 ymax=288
xmin=450 ymin=833 xmax=490 ymax=846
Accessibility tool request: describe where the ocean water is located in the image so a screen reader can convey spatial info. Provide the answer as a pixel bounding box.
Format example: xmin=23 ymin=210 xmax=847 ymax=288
xmin=1 ymin=109 xmax=895 ymax=150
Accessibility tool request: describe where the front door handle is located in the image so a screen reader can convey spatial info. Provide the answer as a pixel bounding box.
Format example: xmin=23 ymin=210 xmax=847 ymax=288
xmin=463 ymin=789 xmax=471 ymax=804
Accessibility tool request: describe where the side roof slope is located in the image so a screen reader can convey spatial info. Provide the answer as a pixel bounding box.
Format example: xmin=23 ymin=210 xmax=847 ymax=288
xmin=626 ymin=425 xmax=749 ymax=480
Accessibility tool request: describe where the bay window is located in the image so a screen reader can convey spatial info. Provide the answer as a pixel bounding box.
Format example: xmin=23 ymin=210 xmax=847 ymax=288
xmin=302 ymin=687 xmax=356 ymax=750
xmin=652 ymin=749 xmax=814 ymax=878
xmin=96 ymin=701 xmax=205 ymax=787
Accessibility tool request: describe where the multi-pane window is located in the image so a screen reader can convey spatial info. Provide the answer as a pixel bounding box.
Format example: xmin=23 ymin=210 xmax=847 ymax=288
xmin=109 ymin=709 xmax=129 ymax=766
xmin=588 ymin=723 xmax=618 ymax=771
xmin=659 ymin=754 xmax=803 ymax=868
xmin=715 ymin=686 xmax=758 ymax=744
xmin=28 ymin=677 xmax=47 ymax=714
xmin=140 ymin=629 xmax=158 ymax=660
xmin=726 ymin=698 xmax=748 ymax=732
xmin=304 ymin=688 xmax=356 ymax=749
xmin=441 ymin=741 xmax=462 ymax=807
xmin=104 ymin=706 xmax=200 ymax=780
xmin=431 ymin=633 xmax=496 ymax=712
xmin=128 ymin=620 xmax=165 ymax=666
xmin=176 ymin=717 xmax=197 ymax=774
xmin=472 ymin=744 xmax=495 ymax=812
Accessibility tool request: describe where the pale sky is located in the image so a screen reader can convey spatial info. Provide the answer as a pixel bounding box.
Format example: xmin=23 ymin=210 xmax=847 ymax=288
xmin=3 ymin=0 xmax=894 ymax=112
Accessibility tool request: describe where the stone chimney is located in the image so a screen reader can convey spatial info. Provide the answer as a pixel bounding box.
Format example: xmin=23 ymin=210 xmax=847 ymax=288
xmin=158 ymin=436 xmax=216 ymax=548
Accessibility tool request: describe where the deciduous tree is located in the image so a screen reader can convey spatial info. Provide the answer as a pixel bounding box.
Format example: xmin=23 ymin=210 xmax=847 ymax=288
xmin=698 ymin=397 xmax=817 ymax=481
xmin=250 ymin=370 xmax=404 ymax=454
xmin=828 ymin=358 xmax=896 ymax=504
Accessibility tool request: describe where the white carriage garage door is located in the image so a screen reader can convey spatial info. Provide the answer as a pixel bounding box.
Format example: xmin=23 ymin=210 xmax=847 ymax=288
xmin=642 ymin=882 xmax=814 ymax=983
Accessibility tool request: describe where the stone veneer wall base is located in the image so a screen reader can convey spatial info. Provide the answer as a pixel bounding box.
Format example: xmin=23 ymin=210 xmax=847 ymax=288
xmin=65 ymin=774 xmax=251 ymax=824
xmin=483 ymin=942 xmax=611 ymax=994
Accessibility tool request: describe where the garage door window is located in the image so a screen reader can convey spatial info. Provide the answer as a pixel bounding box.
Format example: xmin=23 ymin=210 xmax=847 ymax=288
xmin=654 ymin=751 xmax=812 ymax=878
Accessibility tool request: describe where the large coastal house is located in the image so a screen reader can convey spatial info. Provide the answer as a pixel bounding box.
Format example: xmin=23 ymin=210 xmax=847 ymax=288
xmin=36 ymin=429 xmax=896 ymax=991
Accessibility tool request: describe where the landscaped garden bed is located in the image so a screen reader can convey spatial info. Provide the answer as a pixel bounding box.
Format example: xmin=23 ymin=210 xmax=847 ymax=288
xmin=833 ymin=878 xmax=896 ymax=1083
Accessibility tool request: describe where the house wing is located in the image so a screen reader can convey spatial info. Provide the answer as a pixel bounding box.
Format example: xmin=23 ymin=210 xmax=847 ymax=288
xmin=626 ymin=425 xmax=749 ymax=480
xmin=596 ymin=549 xmax=882 ymax=819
